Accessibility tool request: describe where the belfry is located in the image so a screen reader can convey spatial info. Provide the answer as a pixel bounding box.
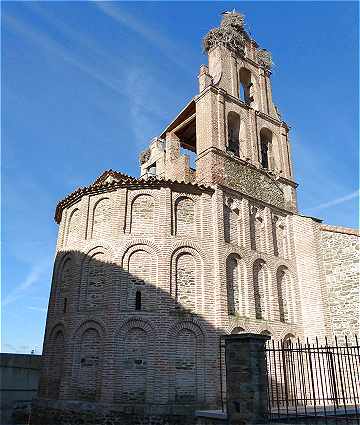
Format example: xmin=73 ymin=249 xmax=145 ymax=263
xmin=34 ymin=11 xmax=359 ymax=425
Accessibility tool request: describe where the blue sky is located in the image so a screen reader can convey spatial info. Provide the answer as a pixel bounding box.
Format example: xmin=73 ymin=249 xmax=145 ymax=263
xmin=1 ymin=1 xmax=358 ymax=354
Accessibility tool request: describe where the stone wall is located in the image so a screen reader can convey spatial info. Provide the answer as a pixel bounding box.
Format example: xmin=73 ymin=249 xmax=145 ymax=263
xmin=0 ymin=354 xmax=41 ymax=424
xmin=320 ymin=225 xmax=359 ymax=342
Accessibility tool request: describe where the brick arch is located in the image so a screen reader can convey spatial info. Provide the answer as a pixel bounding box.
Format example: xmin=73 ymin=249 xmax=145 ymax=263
xmin=129 ymin=193 xmax=155 ymax=235
xmin=71 ymin=320 xmax=105 ymax=402
xmin=116 ymin=317 xmax=156 ymax=341
xmin=223 ymin=319 xmax=249 ymax=335
xmin=66 ymin=207 xmax=81 ymax=245
xmin=226 ymin=253 xmax=249 ymax=317
xmin=276 ymin=265 xmax=298 ymax=324
xmin=231 ymin=326 xmax=246 ymax=334
xmin=170 ymin=240 xmax=206 ymax=259
xmin=121 ymin=242 xmax=159 ymax=269
xmin=41 ymin=322 xmax=66 ymax=398
xmin=121 ymin=244 xmax=159 ymax=311
xmin=72 ymin=319 xmax=107 ymax=340
xmin=90 ymin=197 xmax=111 ymax=239
xmin=54 ymin=253 xmax=75 ymax=315
xmin=174 ymin=196 xmax=195 ymax=236
xmin=168 ymin=320 xmax=205 ymax=404
xmin=46 ymin=326 xmax=66 ymax=399
xmin=272 ymin=258 xmax=295 ymax=274
xmin=115 ymin=318 xmax=156 ymax=404
xmin=252 ymin=258 xmax=273 ymax=321
xmin=283 ymin=332 xmax=296 ymax=342
xmin=114 ymin=239 xmax=161 ymax=265
xmin=78 ymin=246 xmax=111 ymax=311
xmin=167 ymin=319 xmax=206 ymax=341
xmin=170 ymin=246 xmax=204 ymax=313
xmin=82 ymin=244 xmax=113 ymax=262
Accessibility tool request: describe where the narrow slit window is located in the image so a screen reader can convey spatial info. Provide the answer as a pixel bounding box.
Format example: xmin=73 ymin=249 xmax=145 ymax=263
xmin=259 ymin=128 xmax=273 ymax=170
xmin=135 ymin=291 xmax=142 ymax=310
xmin=260 ymin=141 xmax=269 ymax=169
xmin=63 ymin=297 xmax=67 ymax=314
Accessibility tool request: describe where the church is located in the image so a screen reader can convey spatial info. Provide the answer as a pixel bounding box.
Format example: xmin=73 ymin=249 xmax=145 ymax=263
xmin=34 ymin=11 xmax=359 ymax=425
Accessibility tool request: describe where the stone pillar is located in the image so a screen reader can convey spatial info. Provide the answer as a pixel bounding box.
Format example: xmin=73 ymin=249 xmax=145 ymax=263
xmin=225 ymin=333 xmax=270 ymax=425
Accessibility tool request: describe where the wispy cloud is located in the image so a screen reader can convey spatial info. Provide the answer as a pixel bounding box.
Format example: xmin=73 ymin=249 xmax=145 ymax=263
xmin=3 ymin=12 xmax=166 ymax=122
xmin=94 ymin=2 xmax=190 ymax=72
xmin=309 ymin=189 xmax=359 ymax=211
xmin=28 ymin=306 xmax=48 ymax=313
xmin=2 ymin=263 xmax=48 ymax=307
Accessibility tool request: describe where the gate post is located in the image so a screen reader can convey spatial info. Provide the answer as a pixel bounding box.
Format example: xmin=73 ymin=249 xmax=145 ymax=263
xmin=224 ymin=333 xmax=270 ymax=425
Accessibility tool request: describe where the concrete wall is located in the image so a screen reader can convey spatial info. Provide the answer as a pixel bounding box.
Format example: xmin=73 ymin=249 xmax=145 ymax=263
xmin=0 ymin=354 xmax=41 ymax=424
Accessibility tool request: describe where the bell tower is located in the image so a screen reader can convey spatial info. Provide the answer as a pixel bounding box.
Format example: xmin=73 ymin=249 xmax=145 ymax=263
xmin=140 ymin=11 xmax=297 ymax=212
xmin=195 ymin=11 xmax=297 ymax=212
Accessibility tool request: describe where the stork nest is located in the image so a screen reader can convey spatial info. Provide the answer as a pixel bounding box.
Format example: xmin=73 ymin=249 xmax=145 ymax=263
xmin=139 ymin=148 xmax=151 ymax=165
xmin=257 ymin=49 xmax=273 ymax=70
xmin=203 ymin=12 xmax=245 ymax=56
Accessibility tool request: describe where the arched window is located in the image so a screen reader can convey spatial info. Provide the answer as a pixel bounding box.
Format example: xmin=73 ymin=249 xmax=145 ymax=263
xmin=63 ymin=297 xmax=68 ymax=314
xmin=259 ymin=128 xmax=273 ymax=170
xmin=277 ymin=266 xmax=296 ymax=324
xmin=231 ymin=326 xmax=245 ymax=334
xmin=239 ymin=68 xmax=252 ymax=105
xmin=226 ymin=254 xmax=247 ymax=316
xmin=227 ymin=112 xmax=240 ymax=157
xmin=135 ymin=291 xmax=142 ymax=310
xmin=253 ymin=259 xmax=271 ymax=320
xmin=260 ymin=330 xmax=272 ymax=337
xmin=283 ymin=333 xmax=296 ymax=348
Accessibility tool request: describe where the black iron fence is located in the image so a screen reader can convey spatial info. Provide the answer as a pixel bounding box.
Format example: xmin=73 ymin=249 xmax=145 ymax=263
xmin=266 ymin=336 xmax=360 ymax=423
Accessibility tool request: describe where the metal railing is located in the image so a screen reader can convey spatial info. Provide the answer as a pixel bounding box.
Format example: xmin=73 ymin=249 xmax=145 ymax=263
xmin=266 ymin=336 xmax=360 ymax=423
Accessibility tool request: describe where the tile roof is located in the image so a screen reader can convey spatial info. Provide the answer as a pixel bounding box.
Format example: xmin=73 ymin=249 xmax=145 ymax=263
xmin=54 ymin=169 xmax=213 ymax=223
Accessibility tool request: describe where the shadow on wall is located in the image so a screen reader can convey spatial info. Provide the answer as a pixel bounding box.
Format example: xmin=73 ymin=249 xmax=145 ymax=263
xmin=34 ymin=249 xmax=223 ymax=424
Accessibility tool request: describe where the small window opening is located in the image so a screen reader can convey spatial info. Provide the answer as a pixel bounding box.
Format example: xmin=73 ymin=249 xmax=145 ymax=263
xmin=260 ymin=141 xmax=269 ymax=169
xmin=260 ymin=128 xmax=272 ymax=170
xmin=135 ymin=291 xmax=142 ymax=310
xmin=227 ymin=112 xmax=240 ymax=157
xmin=180 ymin=146 xmax=197 ymax=170
xmin=239 ymin=68 xmax=253 ymax=105
xmin=147 ymin=163 xmax=156 ymax=176
xmin=63 ymin=297 xmax=67 ymax=314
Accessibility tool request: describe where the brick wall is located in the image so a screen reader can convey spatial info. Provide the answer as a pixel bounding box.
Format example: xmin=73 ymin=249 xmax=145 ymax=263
xmin=37 ymin=181 xmax=358 ymax=424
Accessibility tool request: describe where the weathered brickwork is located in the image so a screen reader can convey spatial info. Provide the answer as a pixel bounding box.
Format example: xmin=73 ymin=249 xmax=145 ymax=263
xmin=176 ymin=197 xmax=195 ymax=236
xmin=131 ymin=194 xmax=154 ymax=235
xmin=320 ymin=226 xmax=359 ymax=341
xmin=35 ymin=11 xmax=358 ymax=425
xmin=176 ymin=253 xmax=196 ymax=311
